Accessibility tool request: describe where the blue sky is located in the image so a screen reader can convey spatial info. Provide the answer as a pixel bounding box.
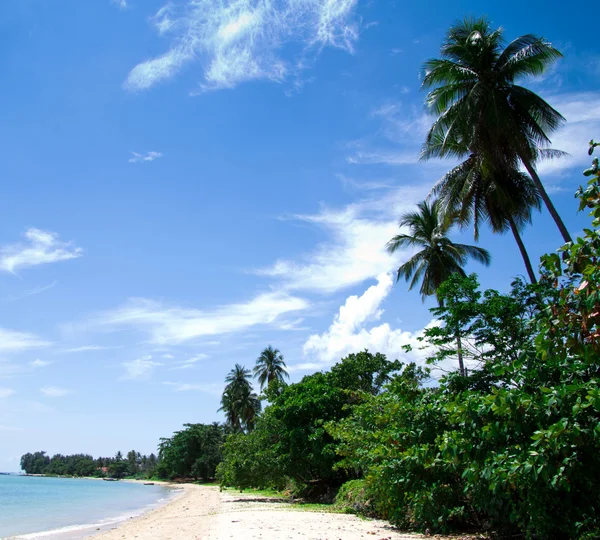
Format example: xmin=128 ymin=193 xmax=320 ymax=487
xmin=0 ymin=0 xmax=597 ymax=471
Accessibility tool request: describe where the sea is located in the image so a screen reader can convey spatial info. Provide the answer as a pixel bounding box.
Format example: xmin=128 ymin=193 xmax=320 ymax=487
xmin=0 ymin=475 xmax=175 ymax=539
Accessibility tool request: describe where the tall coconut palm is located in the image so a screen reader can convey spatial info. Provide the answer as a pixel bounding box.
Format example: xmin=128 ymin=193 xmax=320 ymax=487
xmin=386 ymin=199 xmax=491 ymax=375
xmin=253 ymin=345 xmax=289 ymax=390
xmin=421 ymin=17 xmax=572 ymax=243
xmin=432 ymin=148 xmax=542 ymax=283
xmin=219 ymin=364 xmax=261 ymax=432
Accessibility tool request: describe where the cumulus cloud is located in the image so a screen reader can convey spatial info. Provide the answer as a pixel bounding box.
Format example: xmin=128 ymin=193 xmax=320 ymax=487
xmin=302 ymin=273 xmax=432 ymax=366
xmin=256 ymin=185 xmax=426 ymax=293
xmin=124 ymin=0 xmax=360 ymax=92
xmin=129 ymin=151 xmax=163 ymax=163
xmin=40 ymin=386 xmax=72 ymax=398
xmin=88 ymin=291 xmax=309 ymax=345
xmin=0 ymin=328 xmax=50 ymax=353
xmin=121 ymin=355 xmax=163 ymax=380
xmin=0 ymin=229 xmax=82 ymax=274
xmin=0 ymin=388 xmax=16 ymax=399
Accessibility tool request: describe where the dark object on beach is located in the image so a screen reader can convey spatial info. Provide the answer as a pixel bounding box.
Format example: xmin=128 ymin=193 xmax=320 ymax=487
xmin=103 ymin=478 xmax=118 ymax=481
xmin=143 ymin=482 xmax=155 ymax=485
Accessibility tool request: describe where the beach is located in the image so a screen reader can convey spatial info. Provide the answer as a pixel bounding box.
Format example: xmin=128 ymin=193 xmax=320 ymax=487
xmin=92 ymin=484 xmax=425 ymax=540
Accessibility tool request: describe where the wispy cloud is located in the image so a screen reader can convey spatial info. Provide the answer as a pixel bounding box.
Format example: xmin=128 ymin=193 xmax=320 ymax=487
xmin=128 ymin=151 xmax=163 ymax=163
xmin=0 ymin=388 xmax=16 ymax=399
xmin=124 ymin=0 xmax=360 ymax=93
xmin=535 ymin=92 xmax=600 ymax=176
xmin=85 ymin=291 xmax=309 ymax=345
xmin=121 ymin=355 xmax=162 ymax=380
xmin=256 ymin=185 xmax=426 ymax=293
xmin=112 ymin=0 xmax=127 ymax=9
xmin=0 ymin=328 xmax=50 ymax=353
xmin=40 ymin=386 xmax=72 ymax=398
xmin=0 ymin=229 xmax=82 ymax=274
xmin=62 ymin=345 xmax=123 ymax=353
xmin=30 ymin=359 xmax=52 ymax=368
xmin=4 ymin=281 xmax=58 ymax=302
xmin=172 ymin=353 xmax=209 ymax=370
xmin=346 ymin=102 xmax=432 ymax=166
xmin=162 ymin=381 xmax=221 ymax=394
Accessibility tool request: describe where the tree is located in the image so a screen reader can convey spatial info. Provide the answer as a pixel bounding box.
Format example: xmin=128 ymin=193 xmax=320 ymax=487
xmin=432 ymin=150 xmax=541 ymax=283
xmin=253 ymin=345 xmax=289 ymax=390
xmin=386 ymin=199 xmax=491 ymax=375
xmin=219 ymin=364 xmax=261 ymax=432
xmin=127 ymin=450 xmax=139 ymax=476
xmin=421 ymin=17 xmax=571 ymax=242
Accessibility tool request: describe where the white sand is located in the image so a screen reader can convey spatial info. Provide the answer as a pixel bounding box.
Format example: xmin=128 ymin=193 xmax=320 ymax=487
xmin=92 ymin=484 xmax=426 ymax=540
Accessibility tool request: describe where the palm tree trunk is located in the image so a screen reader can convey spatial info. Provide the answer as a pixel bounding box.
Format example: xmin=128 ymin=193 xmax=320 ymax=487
xmin=456 ymin=332 xmax=466 ymax=376
xmin=521 ymin=157 xmax=572 ymax=243
xmin=507 ymin=216 xmax=537 ymax=284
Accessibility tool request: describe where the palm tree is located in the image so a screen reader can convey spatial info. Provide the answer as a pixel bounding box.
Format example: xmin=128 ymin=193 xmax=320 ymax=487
xmin=253 ymin=346 xmax=289 ymax=390
xmin=219 ymin=364 xmax=261 ymax=432
xmin=386 ymin=199 xmax=491 ymax=375
xmin=432 ymin=149 xmax=541 ymax=283
xmin=421 ymin=17 xmax=572 ymax=243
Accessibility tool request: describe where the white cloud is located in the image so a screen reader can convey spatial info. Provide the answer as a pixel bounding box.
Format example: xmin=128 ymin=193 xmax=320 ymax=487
xmin=124 ymin=0 xmax=360 ymax=92
xmin=0 ymin=388 xmax=15 ymax=399
xmin=5 ymin=281 xmax=58 ymax=302
xmin=256 ymin=185 xmax=426 ymax=293
xmin=162 ymin=381 xmax=221 ymax=394
xmin=172 ymin=353 xmax=209 ymax=369
xmin=89 ymin=291 xmax=309 ymax=345
xmin=30 ymin=359 xmax=51 ymax=368
xmin=0 ymin=328 xmax=50 ymax=353
xmin=302 ymin=273 xmax=429 ymax=365
xmin=112 ymin=0 xmax=127 ymax=9
xmin=121 ymin=355 xmax=162 ymax=380
xmin=162 ymin=353 xmax=175 ymax=359
xmin=62 ymin=345 xmax=123 ymax=353
xmin=129 ymin=151 xmax=163 ymax=163
xmin=301 ymin=274 xmax=477 ymax=376
xmin=535 ymin=92 xmax=600 ymax=176
xmin=0 ymin=228 xmax=82 ymax=274
xmin=40 ymin=386 xmax=71 ymax=398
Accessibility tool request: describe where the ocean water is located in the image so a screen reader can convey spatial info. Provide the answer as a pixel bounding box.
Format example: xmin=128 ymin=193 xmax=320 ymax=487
xmin=0 ymin=475 xmax=174 ymax=539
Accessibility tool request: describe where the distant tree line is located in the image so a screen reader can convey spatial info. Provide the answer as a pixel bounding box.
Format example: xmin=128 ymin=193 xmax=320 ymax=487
xmin=20 ymin=450 xmax=158 ymax=479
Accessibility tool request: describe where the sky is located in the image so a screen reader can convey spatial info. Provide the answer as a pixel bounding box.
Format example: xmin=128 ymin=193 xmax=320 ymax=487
xmin=0 ymin=0 xmax=598 ymax=471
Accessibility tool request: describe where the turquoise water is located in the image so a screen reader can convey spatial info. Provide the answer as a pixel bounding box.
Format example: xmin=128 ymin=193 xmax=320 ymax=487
xmin=0 ymin=475 xmax=173 ymax=539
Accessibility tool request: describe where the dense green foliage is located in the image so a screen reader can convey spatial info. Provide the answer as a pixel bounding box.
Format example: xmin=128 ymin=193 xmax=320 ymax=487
xmin=155 ymin=422 xmax=225 ymax=480
xmin=217 ymin=351 xmax=402 ymax=497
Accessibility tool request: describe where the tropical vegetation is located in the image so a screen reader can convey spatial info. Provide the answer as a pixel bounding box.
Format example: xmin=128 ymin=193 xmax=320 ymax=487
xmin=21 ymin=18 xmax=600 ymax=539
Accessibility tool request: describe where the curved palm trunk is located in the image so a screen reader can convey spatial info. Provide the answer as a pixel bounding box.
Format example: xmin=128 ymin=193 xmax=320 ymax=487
xmin=507 ymin=216 xmax=538 ymax=284
xmin=521 ymin=157 xmax=572 ymax=243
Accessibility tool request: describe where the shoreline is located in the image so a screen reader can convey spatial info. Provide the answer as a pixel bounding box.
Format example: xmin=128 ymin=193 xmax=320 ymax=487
xmin=7 ymin=479 xmax=181 ymax=540
xmin=86 ymin=485 xmax=429 ymax=540
xmin=90 ymin=483 xmax=220 ymax=539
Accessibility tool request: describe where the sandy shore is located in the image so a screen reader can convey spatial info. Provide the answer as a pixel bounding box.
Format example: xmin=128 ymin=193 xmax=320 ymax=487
xmin=92 ymin=484 xmax=425 ymax=540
